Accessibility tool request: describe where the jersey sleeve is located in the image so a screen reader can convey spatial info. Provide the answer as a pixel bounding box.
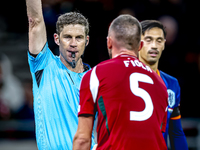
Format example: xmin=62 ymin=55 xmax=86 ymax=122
xmin=78 ymin=69 xmax=95 ymax=116
xmin=28 ymin=42 xmax=54 ymax=73
xmin=174 ymin=80 xmax=180 ymax=107
xmin=170 ymin=80 xmax=181 ymax=120
xmin=169 ymin=119 xmax=188 ymax=150
xmin=169 ymin=79 xmax=188 ymax=149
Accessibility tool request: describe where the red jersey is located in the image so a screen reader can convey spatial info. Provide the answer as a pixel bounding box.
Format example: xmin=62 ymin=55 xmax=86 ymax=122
xmin=79 ymin=55 xmax=168 ymax=150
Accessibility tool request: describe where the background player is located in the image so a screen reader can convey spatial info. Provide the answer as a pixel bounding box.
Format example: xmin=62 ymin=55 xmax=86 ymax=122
xmin=73 ymin=14 xmax=168 ymax=150
xmin=139 ymin=20 xmax=188 ymax=150
xmin=25 ymin=0 xmax=95 ymax=149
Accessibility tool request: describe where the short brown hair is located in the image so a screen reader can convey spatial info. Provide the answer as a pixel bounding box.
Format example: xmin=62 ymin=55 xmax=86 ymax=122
xmin=109 ymin=14 xmax=141 ymax=50
xmin=56 ymin=12 xmax=89 ymax=36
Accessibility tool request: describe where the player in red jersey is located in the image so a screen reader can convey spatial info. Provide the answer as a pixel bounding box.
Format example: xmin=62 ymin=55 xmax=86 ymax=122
xmin=73 ymin=15 xmax=168 ymax=150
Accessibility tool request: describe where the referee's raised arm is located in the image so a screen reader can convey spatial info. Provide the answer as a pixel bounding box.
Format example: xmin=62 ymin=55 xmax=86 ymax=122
xmin=26 ymin=0 xmax=47 ymax=55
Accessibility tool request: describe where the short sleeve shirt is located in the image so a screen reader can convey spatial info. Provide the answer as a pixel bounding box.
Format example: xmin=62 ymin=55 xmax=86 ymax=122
xmin=28 ymin=42 xmax=94 ymax=150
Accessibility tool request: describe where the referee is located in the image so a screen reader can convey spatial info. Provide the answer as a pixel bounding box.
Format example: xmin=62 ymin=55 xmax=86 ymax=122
xmin=25 ymin=0 xmax=95 ymax=149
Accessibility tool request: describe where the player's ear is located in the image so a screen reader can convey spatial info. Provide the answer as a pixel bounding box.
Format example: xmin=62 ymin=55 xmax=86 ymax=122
xmin=107 ymin=36 xmax=112 ymax=50
xmin=85 ymin=35 xmax=89 ymax=46
xmin=54 ymin=33 xmax=60 ymax=46
xmin=138 ymin=40 xmax=144 ymax=51
xmin=162 ymin=39 xmax=166 ymax=51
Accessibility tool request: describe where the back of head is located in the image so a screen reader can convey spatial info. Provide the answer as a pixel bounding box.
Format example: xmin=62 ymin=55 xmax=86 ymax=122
xmin=56 ymin=12 xmax=89 ymax=36
xmin=140 ymin=20 xmax=166 ymax=38
xmin=108 ymin=14 xmax=141 ymax=50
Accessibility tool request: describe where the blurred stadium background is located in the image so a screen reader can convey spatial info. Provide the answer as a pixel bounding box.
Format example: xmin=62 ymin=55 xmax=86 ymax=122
xmin=0 ymin=0 xmax=199 ymax=149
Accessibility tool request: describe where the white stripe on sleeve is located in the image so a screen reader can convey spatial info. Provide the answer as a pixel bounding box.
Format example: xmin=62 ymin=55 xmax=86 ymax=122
xmin=89 ymin=66 xmax=99 ymax=103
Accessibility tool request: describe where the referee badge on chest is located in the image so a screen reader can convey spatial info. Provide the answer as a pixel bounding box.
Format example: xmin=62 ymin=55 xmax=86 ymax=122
xmin=167 ymin=89 xmax=175 ymax=108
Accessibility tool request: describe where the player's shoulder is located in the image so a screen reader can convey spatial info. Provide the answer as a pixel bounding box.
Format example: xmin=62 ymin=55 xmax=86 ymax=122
xmin=159 ymin=71 xmax=181 ymax=107
xmin=96 ymin=54 xmax=139 ymax=68
xmin=159 ymin=70 xmax=179 ymax=84
xmin=94 ymin=57 xmax=119 ymax=71
xmin=86 ymin=56 xmax=125 ymax=80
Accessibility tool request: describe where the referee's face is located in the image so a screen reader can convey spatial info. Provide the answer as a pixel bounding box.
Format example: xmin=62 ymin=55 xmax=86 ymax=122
xmin=139 ymin=27 xmax=165 ymax=66
xmin=55 ymin=24 xmax=89 ymax=66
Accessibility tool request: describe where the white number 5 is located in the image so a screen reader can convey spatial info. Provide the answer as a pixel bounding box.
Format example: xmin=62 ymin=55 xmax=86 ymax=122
xmin=130 ymin=73 xmax=154 ymax=121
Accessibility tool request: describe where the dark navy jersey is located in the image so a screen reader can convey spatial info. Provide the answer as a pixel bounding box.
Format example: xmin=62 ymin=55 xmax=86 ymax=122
xmin=159 ymin=70 xmax=180 ymax=114
xmin=158 ymin=70 xmax=188 ymax=150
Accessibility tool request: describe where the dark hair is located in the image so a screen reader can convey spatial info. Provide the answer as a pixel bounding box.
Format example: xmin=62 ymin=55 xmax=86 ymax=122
xmin=140 ymin=20 xmax=166 ymax=38
xmin=109 ymin=14 xmax=141 ymax=50
xmin=56 ymin=12 xmax=89 ymax=36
